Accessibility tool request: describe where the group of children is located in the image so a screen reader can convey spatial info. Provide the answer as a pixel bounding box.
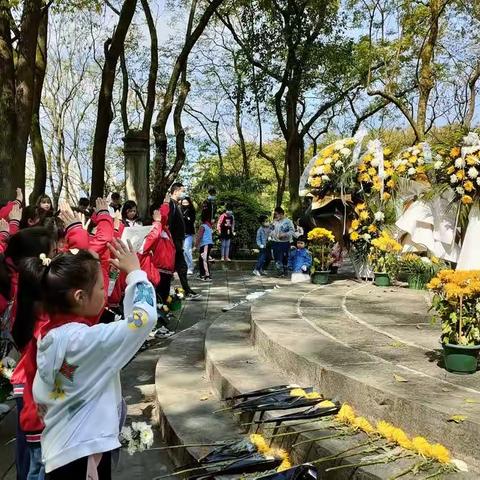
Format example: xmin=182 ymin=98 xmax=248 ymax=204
xmin=0 ymin=188 xmax=190 ymax=480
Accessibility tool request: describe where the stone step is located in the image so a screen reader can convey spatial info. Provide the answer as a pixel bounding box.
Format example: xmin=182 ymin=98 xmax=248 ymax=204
xmin=204 ymin=308 xmax=469 ymax=479
xmin=155 ymin=318 xmax=244 ymax=468
xmin=251 ymin=280 xmax=480 ymax=473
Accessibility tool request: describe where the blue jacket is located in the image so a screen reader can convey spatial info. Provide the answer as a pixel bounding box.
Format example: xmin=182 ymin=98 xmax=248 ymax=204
xmin=288 ymin=248 xmax=313 ymax=273
xmin=256 ymin=226 xmax=270 ymax=249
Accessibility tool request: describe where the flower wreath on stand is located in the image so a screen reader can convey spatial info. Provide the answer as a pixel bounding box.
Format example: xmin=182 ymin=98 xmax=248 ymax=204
xmin=302 ymin=133 xmax=366 ymax=204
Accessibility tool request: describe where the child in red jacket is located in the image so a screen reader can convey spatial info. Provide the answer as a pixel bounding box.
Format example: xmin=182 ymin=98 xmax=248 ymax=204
xmin=141 ymin=204 xmax=176 ymax=337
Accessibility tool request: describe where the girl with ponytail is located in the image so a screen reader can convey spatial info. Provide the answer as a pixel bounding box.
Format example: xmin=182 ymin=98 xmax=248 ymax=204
xmin=23 ymin=240 xmax=155 ymax=479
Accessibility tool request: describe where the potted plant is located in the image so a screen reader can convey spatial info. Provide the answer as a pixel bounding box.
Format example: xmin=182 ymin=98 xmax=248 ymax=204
xmin=307 ymin=227 xmax=335 ymax=284
xmin=369 ymin=231 xmax=402 ymax=286
xmin=400 ymin=253 xmax=445 ymax=290
xmin=427 ymin=270 xmax=480 ymax=374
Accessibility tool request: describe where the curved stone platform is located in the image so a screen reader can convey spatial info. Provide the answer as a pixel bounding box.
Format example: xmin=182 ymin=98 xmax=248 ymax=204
xmin=251 ymin=279 xmax=480 ymax=472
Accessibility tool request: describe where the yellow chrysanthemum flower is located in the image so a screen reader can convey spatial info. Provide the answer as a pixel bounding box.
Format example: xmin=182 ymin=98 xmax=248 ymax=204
xmin=350 ymin=231 xmax=360 ymax=241
xmin=368 ymin=224 xmax=378 ymax=233
xmin=353 ymin=416 xmax=376 ymax=435
xmin=359 ymin=210 xmax=369 ymax=221
xmin=290 ymin=388 xmax=306 ymax=397
xmin=429 ymin=443 xmax=451 ymax=464
xmin=412 ymin=436 xmax=432 ymax=457
xmin=250 ymin=434 xmax=269 ymax=454
xmin=336 ymin=404 xmax=356 ymax=424
xmin=450 ymin=147 xmax=461 ymax=158
xmin=305 ymin=392 xmax=322 ymax=400
xmin=351 ymin=219 xmax=360 ymax=230
xmin=461 ymin=195 xmax=473 ymax=205
xmin=317 ymin=400 xmax=336 ymax=408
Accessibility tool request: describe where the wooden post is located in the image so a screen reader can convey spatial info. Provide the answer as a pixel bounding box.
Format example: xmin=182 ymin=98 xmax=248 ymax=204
xmin=123 ymin=130 xmax=149 ymax=219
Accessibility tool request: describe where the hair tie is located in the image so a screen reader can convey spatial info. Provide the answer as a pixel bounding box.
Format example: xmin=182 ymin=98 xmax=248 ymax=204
xmin=39 ymin=253 xmax=51 ymax=267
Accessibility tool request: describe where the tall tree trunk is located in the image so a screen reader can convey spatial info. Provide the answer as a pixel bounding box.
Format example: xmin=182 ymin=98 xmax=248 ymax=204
xmin=152 ymin=0 xmax=225 ymax=205
xmin=416 ymin=0 xmax=444 ymax=141
xmin=0 ymin=4 xmax=16 ymax=202
xmin=173 ymin=77 xmax=190 ymax=177
xmin=30 ymin=11 xmax=48 ymax=204
xmin=90 ymin=0 xmax=137 ymax=201
xmin=285 ymin=86 xmax=301 ymax=216
xmin=13 ymin=0 xmax=43 ymax=192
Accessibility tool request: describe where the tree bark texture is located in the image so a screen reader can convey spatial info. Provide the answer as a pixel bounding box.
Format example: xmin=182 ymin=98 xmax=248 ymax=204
xmin=90 ymin=0 xmax=137 ymax=201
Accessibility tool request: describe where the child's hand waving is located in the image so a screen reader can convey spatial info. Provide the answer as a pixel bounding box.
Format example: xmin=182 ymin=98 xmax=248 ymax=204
xmin=152 ymin=209 xmax=161 ymax=222
xmin=9 ymin=203 xmax=22 ymax=222
xmin=108 ymin=239 xmax=140 ymax=275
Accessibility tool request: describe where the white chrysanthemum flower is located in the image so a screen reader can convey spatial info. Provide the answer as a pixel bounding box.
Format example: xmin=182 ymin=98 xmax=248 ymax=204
xmin=374 ymin=211 xmax=385 ymax=222
xmin=127 ymin=445 xmax=136 ymax=456
xmin=468 ymin=167 xmax=478 ymax=179
xmin=455 ymin=158 xmax=465 ymax=169
xmin=407 ymin=167 xmax=416 ymax=176
xmin=402 ymin=159 xmax=409 ymax=165
xmin=333 ymin=140 xmax=343 ymax=150
xmin=463 ymin=132 xmax=480 ymax=146
xmin=393 ymin=159 xmax=402 ymax=168
xmin=421 ymin=257 xmax=432 ymax=264
xmin=456 ymin=186 xmax=465 ymax=195
xmin=314 ymin=166 xmax=324 ymax=175
xmin=321 ymin=175 xmax=330 ymax=182
xmin=340 ymin=147 xmax=351 ymax=156
xmin=140 ymin=428 xmax=154 ymax=448
xmin=324 ymin=157 xmax=332 ymax=165
xmin=371 ymin=158 xmax=379 ymax=167
xmin=434 ymin=160 xmax=442 ymax=170
xmin=450 ymin=174 xmax=458 ymax=184
xmin=476 ymin=177 xmax=480 ymax=186
xmin=362 ymin=233 xmax=371 ymax=241
xmin=334 ymin=160 xmax=343 ymax=169
xmin=412 ymin=148 xmax=420 ymax=155
xmin=417 ymin=158 xmax=425 ymax=165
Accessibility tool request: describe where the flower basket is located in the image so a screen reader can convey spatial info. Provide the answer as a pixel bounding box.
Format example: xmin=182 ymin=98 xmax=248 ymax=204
xmin=400 ymin=253 xmax=445 ymax=290
xmin=374 ymin=272 xmax=390 ymax=287
xmin=311 ymin=271 xmax=330 ymax=285
xmin=307 ymin=228 xmax=335 ymax=283
xmin=368 ymin=231 xmax=402 ymax=285
xmin=442 ymin=343 xmax=480 ymax=374
xmin=428 ymin=270 xmax=480 ymax=374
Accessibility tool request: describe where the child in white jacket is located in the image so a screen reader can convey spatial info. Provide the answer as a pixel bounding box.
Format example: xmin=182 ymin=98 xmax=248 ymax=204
xmin=25 ymin=240 xmax=156 ymax=479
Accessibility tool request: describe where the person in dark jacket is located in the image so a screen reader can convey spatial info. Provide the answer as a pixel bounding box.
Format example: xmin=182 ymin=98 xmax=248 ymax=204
xmin=167 ymin=183 xmax=199 ymax=299
xmin=201 ymin=187 xmax=217 ymax=223
xmin=181 ymin=197 xmax=196 ymax=274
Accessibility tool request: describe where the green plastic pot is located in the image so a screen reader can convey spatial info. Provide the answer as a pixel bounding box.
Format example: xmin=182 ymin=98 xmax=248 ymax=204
xmin=374 ymin=272 xmax=390 ymax=287
xmin=311 ymin=271 xmax=330 ymax=285
xmin=443 ymin=343 xmax=480 ymax=374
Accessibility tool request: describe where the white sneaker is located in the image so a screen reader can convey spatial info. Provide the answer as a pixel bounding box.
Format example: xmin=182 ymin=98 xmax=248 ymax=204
xmin=252 ymin=270 xmax=261 ymax=277
xmin=187 ymin=270 xmax=194 ymax=275
xmin=154 ymin=326 xmax=175 ymax=338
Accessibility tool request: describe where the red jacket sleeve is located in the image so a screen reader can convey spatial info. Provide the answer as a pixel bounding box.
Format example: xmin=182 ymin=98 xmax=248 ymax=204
xmin=0 ymin=200 xmax=20 ymax=220
xmin=65 ymin=222 xmax=89 ymax=250
xmin=114 ymin=222 xmax=125 ymax=239
xmin=0 ymin=219 xmax=20 ymax=254
xmin=89 ymin=210 xmax=114 ymax=254
xmin=142 ymin=222 xmax=161 ymax=254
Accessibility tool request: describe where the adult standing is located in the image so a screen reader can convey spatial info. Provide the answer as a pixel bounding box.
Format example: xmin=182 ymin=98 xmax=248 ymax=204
xmin=271 ymin=207 xmax=294 ymax=276
xmin=168 ymin=183 xmax=200 ymax=299
xmin=202 ymin=187 xmax=217 ymax=223
xmin=181 ymin=196 xmax=196 ymax=275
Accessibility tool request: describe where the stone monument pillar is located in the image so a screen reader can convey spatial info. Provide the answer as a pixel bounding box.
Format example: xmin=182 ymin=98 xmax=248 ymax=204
xmin=123 ymin=130 xmax=149 ymax=218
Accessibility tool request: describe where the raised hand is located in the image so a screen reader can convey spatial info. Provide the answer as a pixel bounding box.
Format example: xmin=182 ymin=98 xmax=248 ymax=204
xmin=58 ymin=201 xmax=81 ymax=228
xmin=95 ymin=197 xmax=109 ymax=212
xmin=15 ymin=188 xmax=23 ymax=204
xmin=152 ymin=209 xmax=162 ymax=222
xmin=108 ymin=239 xmax=140 ymax=275
xmin=8 ymin=203 xmax=22 ymax=222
